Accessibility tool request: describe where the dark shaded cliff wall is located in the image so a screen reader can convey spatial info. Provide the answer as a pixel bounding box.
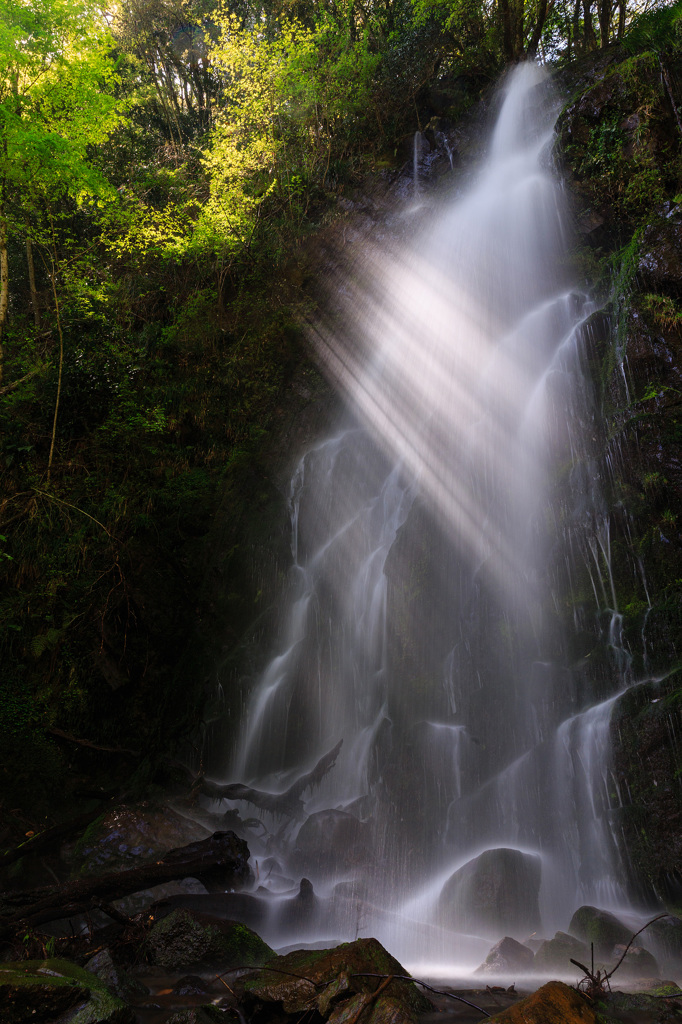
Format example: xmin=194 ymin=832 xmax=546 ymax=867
xmin=553 ymin=47 xmax=682 ymax=906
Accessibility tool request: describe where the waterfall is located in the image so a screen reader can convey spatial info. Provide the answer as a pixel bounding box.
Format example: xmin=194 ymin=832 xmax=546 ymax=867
xmin=207 ymin=63 xmax=639 ymax=970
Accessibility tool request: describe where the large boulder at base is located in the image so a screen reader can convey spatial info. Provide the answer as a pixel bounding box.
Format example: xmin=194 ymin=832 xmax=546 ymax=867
xmin=147 ymin=908 xmax=275 ymax=969
xmin=238 ymin=937 xmax=432 ymax=1023
xmin=0 ymin=959 xmax=134 ymax=1024
xmin=439 ymin=848 xmax=541 ymax=938
xmin=475 ymin=936 xmax=535 ymax=974
xmin=533 ymin=931 xmax=590 ymax=974
xmin=487 ymin=980 xmax=599 ymax=1022
xmin=568 ymin=906 xmax=632 ymax=957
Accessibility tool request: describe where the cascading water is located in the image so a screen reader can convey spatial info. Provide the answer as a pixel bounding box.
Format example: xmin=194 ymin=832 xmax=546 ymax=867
xmin=205 ymin=63 xmax=646 ymax=971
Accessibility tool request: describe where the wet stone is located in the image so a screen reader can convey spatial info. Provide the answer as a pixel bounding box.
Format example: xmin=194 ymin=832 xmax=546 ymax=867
xmin=475 ymin=937 xmax=535 ymax=974
xmin=533 ymin=932 xmax=590 ymax=974
xmin=568 ymin=906 xmax=632 ymax=958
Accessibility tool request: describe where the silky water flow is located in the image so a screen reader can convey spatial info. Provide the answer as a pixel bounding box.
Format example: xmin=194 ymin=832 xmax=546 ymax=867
xmin=205 ymin=64 xmax=644 ymax=973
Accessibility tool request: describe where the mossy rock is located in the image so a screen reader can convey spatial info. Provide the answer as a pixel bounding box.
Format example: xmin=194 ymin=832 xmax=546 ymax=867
xmin=568 ymin=906 xmax=631 ymax=957
xmin=239 ymin=937 xmax=431 ymax=1019
xmin=487 ymin=980 xmax=599 ymax=1022
xmin=147 ymin=908 xmax=275 ymax=969
xmin=0 ymin=959 xmax=134 ymax=1024
xmin=533 ymin=931 xmax=590 ymax=974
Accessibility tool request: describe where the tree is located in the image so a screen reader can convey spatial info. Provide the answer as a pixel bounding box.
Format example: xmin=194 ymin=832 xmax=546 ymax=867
xmin=0 ymin=0 xmax=122 ymax=387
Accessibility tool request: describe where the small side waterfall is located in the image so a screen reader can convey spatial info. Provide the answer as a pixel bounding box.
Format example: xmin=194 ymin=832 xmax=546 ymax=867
xmin=207 ymin=64 xmax=646 ymax=969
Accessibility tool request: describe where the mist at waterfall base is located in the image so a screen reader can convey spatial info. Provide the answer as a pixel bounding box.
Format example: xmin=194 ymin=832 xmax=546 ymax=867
xmin=205 ymin=64 xmax=647 ymax=975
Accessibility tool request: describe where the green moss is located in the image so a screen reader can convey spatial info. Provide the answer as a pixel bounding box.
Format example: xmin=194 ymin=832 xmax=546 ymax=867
xmin=0 ymin=959 xmax=132 ymax=1024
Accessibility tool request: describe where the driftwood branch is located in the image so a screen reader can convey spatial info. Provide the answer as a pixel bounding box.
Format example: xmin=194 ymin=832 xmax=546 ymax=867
xmin=48 ymin=727 xmax=140 ymax=758
xmin=194 ymin=740 xmax=344 ymax=819
xmin=0 ymin=831 xmax=249 ymax=938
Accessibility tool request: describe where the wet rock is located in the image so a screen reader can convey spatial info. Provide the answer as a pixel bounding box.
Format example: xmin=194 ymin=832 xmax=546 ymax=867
xmin=638 ymin=220 xmax=682 ymax=298
xmin=612 ymin=677 xmax=682 ymax=903
xmin=605 ymin=987 xmax=682 ymax=1022
xmin=85 ymin=948 xmax=148 ymax=1000
xmin=152 ymin=890 xmax=271 ymax=934
xmin=0 ymin=958 xmax=134 ymax=1023
xmin=172 ymin=975 xmax=210 ymax=995
xmin=114 ymin=877 xmax=209 ymax=917
xmin=647 ymin=915 xmax=682 ymax=968
xmin=147 ymin=908 xmax=275 ymax=969
xmin=568 ymin=906 xmax=632 ymax=958
xmin=533 ymin=931 xmax=590 ymax=974
xmin=475 ymin=936 xmax=535 ymax=974
xmin=439 ymin=848 xmax=541 ymax=938
xmin=295 ymin=810 xmax=371 ymax=872
xmin=611 ymin=943 xmax=659 ymax=978
xmin=239 ymin=937 xmax=431 ymax=1022
xmin=486 ymin=979 xmax=599 ymax=1022
xmin=165 ymin=1010 xmax=224 ymax=1024
xmin=63 ymin=804 xmax=211 ymax=878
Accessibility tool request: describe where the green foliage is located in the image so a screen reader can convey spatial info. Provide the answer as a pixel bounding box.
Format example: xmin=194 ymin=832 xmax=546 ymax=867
xmin=624 ymin=0 xmax=682 ymax=54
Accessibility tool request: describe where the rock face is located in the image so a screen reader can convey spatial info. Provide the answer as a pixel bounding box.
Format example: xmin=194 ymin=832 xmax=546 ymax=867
xmin=556 ymin=47 xmax=682 ymax=905
xmin=568 ymin=906 xmax=631 ymax=958
xmin=533 ymin=931 xmax=590 ymax=975
xmin=439 ymin=848 xmax=541 ymax=938
xmin=486 ymin=980 xmax=599 ymax=1022
xmin=475 ymin=936 xmax=535 ymax=974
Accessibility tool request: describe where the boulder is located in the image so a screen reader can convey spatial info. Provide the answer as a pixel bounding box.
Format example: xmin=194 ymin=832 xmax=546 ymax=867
xmin=439 ymin=848 xmax=541 ymax=937
xmin=85 ymin=948 xmax=148 ymax=1001
xmin=0 ymin=958 xmax=134 ymax=1024
xmin=486 ymin=980 xmax=599 ymax=1022
xmin=611 ymin=943 xmax=659 ymax=978
xmin=646 ymin=915 xmax=682 ymax=969
xmin=238 ymin=937 xmax=432 ymax=1023
xmin=475 ymin=936 xmax=535 ymax=974
xmin=295 ymin=810 xmax=371 ymax=872
xmin=533 ymin=931 xmax=590 ymax=974
xmin=63 ymin=804 xmax=211 ymax=877
xmin=568 ymin=906 xmax=631 ymax=957
xmin=165 ymin=1011 xmax=224 ymax=1024
xmin=146 ymin=909 xmax=275 ymax=969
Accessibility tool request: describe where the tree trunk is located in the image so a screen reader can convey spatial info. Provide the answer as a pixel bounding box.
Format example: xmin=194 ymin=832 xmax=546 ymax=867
xmin=0 ymin=214 xmax=8 ymax=386
xmin=499 ymin=0 xmax=516 ymax=62
xmin=582 ymin=0 xmax=598 ymax=49
xmin=598 ymin=0 xmax=612 ymax=47
xmin=26 ymin=235 xmax=40 ymax=330
xmin=46 ymin=262 xmax=64 ymax=482
xmin=527 ymin=0 xmax=551 ymax=56
xmin=572 ymin=0 xmax=582 ymax=56
xmin=616 ymin=0 xmax=626 ymax=39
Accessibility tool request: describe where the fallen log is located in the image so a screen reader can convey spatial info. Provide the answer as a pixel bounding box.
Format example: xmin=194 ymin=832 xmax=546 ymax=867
xmin=0 ymin=831 xmax=250 ymax=939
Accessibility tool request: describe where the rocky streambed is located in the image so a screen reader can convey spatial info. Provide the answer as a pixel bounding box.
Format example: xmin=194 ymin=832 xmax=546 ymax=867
xmin=3 ymin=807 xmax=682 ymax=1024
